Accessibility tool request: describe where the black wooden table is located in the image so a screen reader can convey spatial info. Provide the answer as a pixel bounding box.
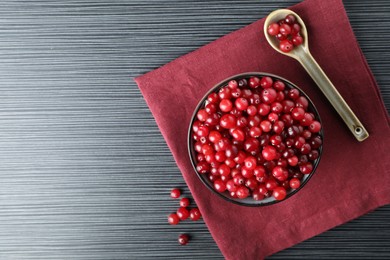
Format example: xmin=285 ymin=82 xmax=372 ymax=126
xmin=0 ymin=0 xmax=389 ymax=259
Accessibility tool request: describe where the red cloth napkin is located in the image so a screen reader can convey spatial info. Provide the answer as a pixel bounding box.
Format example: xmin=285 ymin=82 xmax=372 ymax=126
xmin=135 ymin=0 xmax=390 ymax=258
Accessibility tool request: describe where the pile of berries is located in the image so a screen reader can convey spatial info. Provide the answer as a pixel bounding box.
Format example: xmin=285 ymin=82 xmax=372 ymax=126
xmin=168 ymin=188 xmax=202 ymax=245
xmin=267 ymin=14 xmax=303 ymax=52
xmin=191 ymin=75 xmax=322 ymax=202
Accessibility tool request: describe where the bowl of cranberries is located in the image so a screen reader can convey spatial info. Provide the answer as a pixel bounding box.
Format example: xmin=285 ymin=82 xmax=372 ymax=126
xmin=188 ymin=72 xmax=323 ymax=206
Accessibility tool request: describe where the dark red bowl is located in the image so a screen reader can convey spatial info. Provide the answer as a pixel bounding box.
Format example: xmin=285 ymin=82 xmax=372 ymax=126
xmin=187 ymin=72 xmax=323 ymax=206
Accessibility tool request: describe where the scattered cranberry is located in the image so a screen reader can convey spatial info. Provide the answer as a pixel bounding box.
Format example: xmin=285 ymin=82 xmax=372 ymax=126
xmin=179 ymin=198 xmax=190 ymax=207
xmin=168 ymin=213 xmax=180 ymax=225
xmin=170 ymin=188 xmax=181 ymax=199
xmin=178 ymin=234 xmax=190 ymax=245
xmin=191 ymin=75 xmax=322 ymax=202
xmin=190 ymin=208 xmax=202 ymax=221
xmin=267 ymin=14 xmax=304 ymax=52
xmin=177 ymin=207 xmax=190 ymax=220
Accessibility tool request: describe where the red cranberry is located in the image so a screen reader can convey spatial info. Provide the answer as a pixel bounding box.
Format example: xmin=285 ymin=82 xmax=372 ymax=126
xmin=265 ymin=178 xmax=278 ymax=190
xmin=292 ymin=35 xmax=303 ymax=46
xmin=258 ymin=103 xmax=271 ymax=116
xmin=279 ymin=24 xmax=292 ymax=35
xmin=207 ymin=93 xmax=219 ymax=103
xmin=228 ymin=80 xmax=238 ymax=89
xmin=220 ymin=114 xmax=237 ymax=129
xmin=179 ymin=198 xmax=190 ymax=207
xmin=262 ymin=145 xmax=277 ymax=161
xmin=244 ymin=138 xmax=260 ymax=153
xmin=261 ymin=88 xmax=277 ymax=104
xmin=219 ymin=87 xmax=232 ymax=99
xmin=280 ymin=40 xmax=293 ymax=52
xmin=226 ymin=179 xmax=238 ymax=192
xmin=309 ymin=121 xmax=322 ymax=133
xmin=273 ymin=186 xmax=287 ymax=200
xmin=219 ymin=99 xmax=233 ymax=112
xmin=252 ymin=191 xmax=265 ymax=201
xmin=236 ymin=186 xmax=250 ymax=199
xmin=300 ymin=162 xmax=313 ymax=174
xmin=233 ymin=174 xmax=245 ymax=186
xmin=168 ymin=213 xmax=180 ymax=225
xmin=267 ymin=23 xmax=280 ymax=36
xmin=249 ymin=77 xmax=261 ymax=88
xmin=260 ymin=76 xmax=273 ymax=89
xmin=178 ymin=234 xmax=190 ymax=245
xmin=214 ymin=179 xmax=227 ymax=192
xmin=170 ymin=188 xmax=181 ymax=199
xmin=289 ymin=178 xmax=301 ymax=189
xmin=284 ymin=14 xmax=296 ymax=25
xmin=235 ymin=97 xmax=249 ymax=111
xmin=177 ymin=207 xmax=190 ymax=220
xmin=190 ymin=208 xmax=202 ymax=221
xmin=260 ymin=120 xmax=272 ymax=132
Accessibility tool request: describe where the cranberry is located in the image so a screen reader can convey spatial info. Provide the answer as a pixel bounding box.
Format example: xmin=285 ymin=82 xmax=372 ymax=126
xmin=261 ymin=88 xmax=277 ymax=104
xmin=292 ymin=35 xmax=303 ymax=46
xmin=220 ymin=114 xmax=237 ymax=129
xmin=276 ymin=33 xmax=287 ymax=41
xmin=214 ymin=179 xmax=227 ymax=192
xmin=291 ymin=23 xmax=301 ymax=35
xmin=260 ymin=76 xmax=273 ymax=89
xmin=273 ymin=80 xmax=285 ymax=91
xmin=265 ymin=178 xmax=278 ymax=190
xmin=207 ymin=93 xmax=219 ymax=103
xmin=218 ymin=164 xmax=231 ymax=176
xmin=249 ymin=77 xmax=261 ymax=88
xmin=273 ymin=187 xmax=287 ymax=200
xmin=289 ymin=178 xmax=301 ymax=189
xmin=291 ymin=107 xmax=305 ymax=120
xmin=228 ymin=80 xmax=238 ymax=89
xmin=260 ymin=120 xmax=272 ymax=133
xmin=231 ymin=88 xmax=242 ymax=98
xmin=177 ymin=207 xmax=190 ymax=220
xmin=235 ymin=98 xmax=249 ymax=111
xmin=168 ymin=213 xmax=180 ymax=225
xmin=244 ymin=138 xmax=260 ymax=153
xmin=236 ymin=186 xmax=250 ymax=199
xmin=219 ymin=99 xmax=233 ymax=112
xmin=226 ymin=179 xmax=237 ymax=192
xmin=190 ymin=208 xmax=202 ymax=221
xmin=242 ymin=156 xmax=256 ymax=170
xmin=258 ymin=103 xmax=271 ymax=116
xmin=249 ymin=126 xmax=262 ymax=138
xmin=245 ymin=177 xmax=258 ymax=190
xmin=233 ymin=174 xmax=245 ymax=186
xmin=179 ymin=198 xmax=190 ymax=207
xmin=288 ymin=89 xmax=300 ymax=100
xmin=262 ymin=145 xmax=277 ymax=161
xmin=300 ymin=162 xmax=313 ymax=174
xmin=252 ymin=191 xmax=265 ymax=201
xmin=197 ymin=109 xmax=208 ymax=122
xmin=267 ymin=23 xmax=280 ymax=36
xmin=170 ymin=188 xmax=181 ymax=199
xmin=178 ymin=234 xmax=190 ymax=245
xmin=287 ymin=155 xmax=298 ymax=166
xmin=231 ymin=128 xmax=245 ymax=141
xmin=279 ymin=24 xmax=292 ymax=35
xmin=309 ymin=121 xmax=322 ymax=133
xmin=285 ymin=14 xmax=296 ymax=25
xmin=308 ymin=150 xmax=319 ymax=160
xmin=280 ymin=40 xmax=293 ymax=52
xmin=219 ymin=87 xmax=232 ymax=99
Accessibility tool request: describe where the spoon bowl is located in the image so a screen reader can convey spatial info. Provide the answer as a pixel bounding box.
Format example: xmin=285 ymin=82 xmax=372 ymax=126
xmin=263 ymin=9 xmax=369 ymax=142
xmin=264 ymin=9 xmax=309 ymax=59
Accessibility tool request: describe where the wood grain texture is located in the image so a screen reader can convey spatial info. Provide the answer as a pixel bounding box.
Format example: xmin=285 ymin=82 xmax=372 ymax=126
xmin=0 ymin=0 xmax=388 ymax=259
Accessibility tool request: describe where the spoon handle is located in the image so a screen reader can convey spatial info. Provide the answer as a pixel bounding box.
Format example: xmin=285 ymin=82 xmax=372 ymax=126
xmin=296 ymin=49 xmax=369 ymax=141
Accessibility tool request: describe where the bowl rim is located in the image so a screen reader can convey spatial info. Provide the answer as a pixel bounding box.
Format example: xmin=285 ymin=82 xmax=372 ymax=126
xmin=187 ymin=72 xmax=324 ymax=207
